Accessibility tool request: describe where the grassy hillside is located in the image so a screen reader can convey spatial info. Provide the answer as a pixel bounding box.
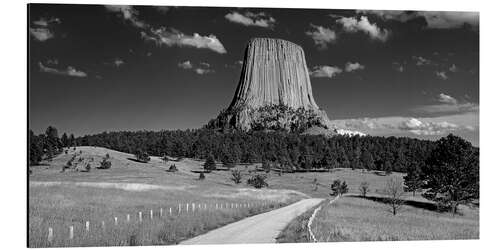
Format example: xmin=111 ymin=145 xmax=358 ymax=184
xmin=311 ymin=196 xmax=479 ymax=242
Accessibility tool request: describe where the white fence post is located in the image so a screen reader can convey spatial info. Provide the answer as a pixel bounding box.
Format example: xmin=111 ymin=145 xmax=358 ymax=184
xmin=69 ymin=226 xmax=74 ymax=240
xmin=127 ymin=214 xmax=130 ymax=223
xmin=186 ymin=203 xmax=189 ymax=212
xmin=47 ymin=227 xmax=53 ymax=244
xmin=139 ymin=212 xmax=142 ymax=222
xmin=204 ymin=204 xmax=207 ymax=210
xmin=169 ymin=207 xmax=172 ymax=216
xmin=102 ymin=221 xmax=105 ymax=231
xmin=178 ymin=204 xmax=181 ymax=214
xmin=85 ymin=221 xmax=90 ymax=232
xmin=160 ymin=208 xmax=163 ymax=217
xmin=192 ymin=203 xmax=195 ymax=212
xmin=114 ymin=217 xmax=118 ymax=226
xmin=150 ymin=209 xmax=153 ymax=219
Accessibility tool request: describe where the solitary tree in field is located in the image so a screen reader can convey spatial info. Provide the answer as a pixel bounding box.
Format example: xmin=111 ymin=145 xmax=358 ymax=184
xmin=230 ymin=169 xmax=242 ymax=184
xmin=247 ymin=173 xmax=268 ymax=188
xmin=384 ymin=177 xmax=405 ymax=215
xmin=359 ymin=181 xmax=370 ymax=197
xmin=421 ymin=134 xmax=479 ymax=215
xmin=199 ymin=172 xmax=205 ymax=180
xmin=204 ymin=154 xmax=216 ymax=171
xmin=161 ymin=154 xmax=168 ymax=164
xmin=330 ymin=179 xmax=348 ymax=196
xmin=404 ymin=163 xmax=424 ymax=196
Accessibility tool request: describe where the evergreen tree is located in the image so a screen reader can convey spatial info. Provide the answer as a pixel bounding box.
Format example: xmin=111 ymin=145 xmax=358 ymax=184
xmin=204 ymin=154 xmax=216 ymax=171
xmin=61 ymin=133 xmax=69 ymax=148
xmin=404 ymin=163 xmax=424 ymax=196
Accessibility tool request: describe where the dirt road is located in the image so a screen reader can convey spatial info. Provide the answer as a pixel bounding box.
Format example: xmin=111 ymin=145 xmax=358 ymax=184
xmin=180 ymin=198 xmax=324 ymax=244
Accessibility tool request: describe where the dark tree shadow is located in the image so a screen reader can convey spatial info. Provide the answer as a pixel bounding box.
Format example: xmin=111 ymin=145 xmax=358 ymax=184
xmin=351 ymin=195 xmax=452 ymax=213
xmin=127 ymin=158 xmax=149 ymax=163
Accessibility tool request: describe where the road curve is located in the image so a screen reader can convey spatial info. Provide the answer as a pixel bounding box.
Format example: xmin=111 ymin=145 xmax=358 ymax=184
xmin=180 ymin=198 xmax=324 ymax=245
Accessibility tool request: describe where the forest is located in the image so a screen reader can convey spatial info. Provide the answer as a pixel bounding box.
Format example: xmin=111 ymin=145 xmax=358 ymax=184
xmin=29 ymin=126 xmax=446 ymax=173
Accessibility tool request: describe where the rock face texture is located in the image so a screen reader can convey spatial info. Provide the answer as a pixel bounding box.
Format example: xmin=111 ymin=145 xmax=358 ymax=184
xmin=208 ymin=38 xmax=331 ymax=132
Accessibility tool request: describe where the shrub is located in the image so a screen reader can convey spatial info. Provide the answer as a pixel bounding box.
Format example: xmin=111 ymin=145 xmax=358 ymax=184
xmin=135 ymin=150 xmax=150 ymax=163
xmin=84 ymin=163 xmax=91 ymax=172
xmin=331 ymin=179 xmax=348 ymax=196
xmin=204 ymin=154 xmax=216 ymax=171
xmin=359 ymin=181 xmax=370 ymax=197
xmin=384 ymin=177 xmax=405 ymax=216
xmin=262 ymin=161 xmax=271 ymax=173
xmin=247 ymin=174 xmax=268 ymax=188
xmin=98 ymin=156 xmax=112 ymax=169
xmin=230 ymin=170 xmax=242 ymax=184
xmin=167 ymin=164 xmax=178 ymax=172
xmin=199 ymin=172 xmax=205 ymax=180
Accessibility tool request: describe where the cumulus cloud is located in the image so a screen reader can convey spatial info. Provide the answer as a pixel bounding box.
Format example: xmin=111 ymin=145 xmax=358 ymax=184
xmin=449 ymin=64 xmax=458 ymax=72
xmin=310 ymin=65 xmax=343 ymax=78
xmin=177 ymin=60 xmax=193 ymax=69
xmin=356 ymin=10 xmax=479 ymax=29
xmin=392 ymin=62 xmax=404 ymax=72
xmin=105 ymin=5 xmax=147 ymax=28
xmin=336 ymin=16 xmax=389 ymax=41
xmin=438 ymin=93 xmax=458 ymax=105
xmin=435 ymin=71 xmax=448 ymax=80
xmin=30 ymin=28 xmax=54 ymax=42
xmin=114 ymin=58 xmax=125 ymax=67
xmin=141 ymin=28 xmax=227 ymax=54
xmin=399 ymin=118 xmax=458 ymax=135
xmin=412 ymin=56 xmax=433 ymax=66
xmin=345 ymin=62 xmax=365 ymax=72
xmin=178 ymin=61 xmax=214 ymax=75
xmin=32 ymin=17 xmax=60 ymax=27
xmin=38 ymin=62 xmax=87 ymax=77
xmin=305 ymin=24 xmax=336 ymax=49
xmin=225 ymin=11 xmax=276 ymax=28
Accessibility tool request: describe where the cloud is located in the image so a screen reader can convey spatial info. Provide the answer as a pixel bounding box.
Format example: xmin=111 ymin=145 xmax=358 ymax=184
xmin=356 ymin=10 xmax=479 ymax=29
xmin=224 ymin=11 xmax=276 ymax=28
xmin=305 ymin=24 xmax=336 ymax=49
xmin=105 ymin=5 xmax=147 ymax=28
xmin=310 ymin=65 xmax=343 ymax=78
xmin=32 ymin=17 xmax=60 ymax=27
xmin=155 ymin=6 xmax=170 ymax=13
xmin=398 ymin=118 xmax=459 ymax=135
xmin=114 ymin=58 xmax=125 ymax=67
xmin=412 ymin=56 xmax=433 ymax=66
xmin=336 ymin=16 xmax=389 ymax=41
xmin=392 ymin=62 xmax=404 ymax=72
xmin=141 ymin=28 xmax=227 ymax=54
xmin=435 ymin=71 xmax=448 ymax=80
xmin=178 ymin=61 xmax=214 ymax=75
xmin=38 ymin=62 xmax=87 ymax=77
xmin=177 ymin=60 xmax=193 ymax=69
xmin=412 ymin=102 xmax=478 ymax=116
xmin=345 ymin=62 xmax=365 ymax=72
xmin=438 ymin=93 xmax=458 ymax=105
xmin=30 ymin=28 xmax=54 ymax=41
xmin=449 ymin=64 xmax=458 ymax=72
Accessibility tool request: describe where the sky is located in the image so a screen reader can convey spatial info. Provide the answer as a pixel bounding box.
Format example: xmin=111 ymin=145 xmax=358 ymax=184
xmin=28 ymin=4 xmax=479 ymax=145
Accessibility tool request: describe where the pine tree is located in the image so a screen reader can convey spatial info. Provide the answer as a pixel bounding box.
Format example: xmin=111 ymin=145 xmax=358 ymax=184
xmin=204 ymin=154 xmax=216 ymax=171
xmin=404 ymin=163 xmax=424 ymax=196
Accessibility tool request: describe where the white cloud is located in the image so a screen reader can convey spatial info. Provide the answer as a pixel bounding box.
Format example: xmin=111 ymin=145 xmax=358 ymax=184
xmin=449 ymin=64 xmax=458 ymax=72
xmin=356 ymin=10 xmax=479 ymax=29
xmin=412 ymin=102 xmax=478 ymax=116
xmin=141 ymin=28 xmax=227 ymax=54
xmin=399 ymin=118 xmax=459 ymax=135
xmin=310 ymin=65 xmax=343 ymax=78
xmin=30 ymin=28 xmax=54 ymax=41
xmin=435 ymin=71 xmax=448 ymax=80
xmin=38 ymin=62 xmax=87 ymax=77
xmin=224 ymin=11 xmax=276 ymax=28
xmin=392 ymin=62 xmax=404 ymax=72
xmin=114 ymin=58 xmax=125 ymax=67
xmin=305 ymin=24 xmax=336 ymax=49
xmin=177 ymin=60 xmax=193 ymax=69
xmin=345 ymin=62 xmax=365 ymax=72
xmin=337 ymin=16 xmax=389 ymax=41
xmin=105 ymin=5 xmax=147 ymax=29
xmin=194 ymin=68 xmax=214 ymax=75
xmin=32 ymin=17 xmax=60 ymax=27
xmin=412 ymin=56 xmax=432 ymax=66
xmin=438 ymin=93 xmax=458 ymax=105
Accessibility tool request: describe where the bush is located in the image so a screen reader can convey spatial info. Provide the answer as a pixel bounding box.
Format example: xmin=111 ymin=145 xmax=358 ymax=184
xmin=84 ymin=163 xmax=91 ymax=172
xmin=199 ymin=172 xmax=205 ymax=180
xmin=247 ymin=174 xmax=268 ymax=188
xmin=98 ymin=155 xmax=112 ymax=169
xmin=330 ymin=179 xmax=348 ymax=196
xmin=359 ymin=181 xmax=370 ymax=197
xmin=230 ymin=170 xmax=242 ymax=184
xmin=204 ymin=154 xmax=216 ymax=171
xmin=167 ymin=164 xmax=178 ymax=172
xmin=135 ymin=150 xmax=150 ymax=163
xmin=384 ymin=177 xmax=405 ymax=216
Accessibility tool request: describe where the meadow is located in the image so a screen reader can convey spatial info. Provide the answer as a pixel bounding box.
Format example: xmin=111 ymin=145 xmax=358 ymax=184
xmin=310 ymin=196 xmax=479 ymax=242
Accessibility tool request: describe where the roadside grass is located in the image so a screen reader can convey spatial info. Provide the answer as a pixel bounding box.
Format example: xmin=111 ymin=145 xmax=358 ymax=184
xmin=28 ymin=185 xmax=287 ymax=247
xmin=311 ymin=196 xmax=479 ymax=242
xmin=276 ymin=201 xmax=326 ymax=243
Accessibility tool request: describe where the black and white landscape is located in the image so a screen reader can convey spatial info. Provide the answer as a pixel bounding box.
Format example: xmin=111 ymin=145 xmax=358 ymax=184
xmin=28 ymin=4 xmax=479 ymax=247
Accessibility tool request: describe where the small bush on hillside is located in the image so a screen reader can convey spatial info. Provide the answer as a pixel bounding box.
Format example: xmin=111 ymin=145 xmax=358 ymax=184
xmin=262 ymin=161 xmax=271 ymax=173
xmin=359 ymin=181 xmax=370 ymax=197
xmin=204 ymin=154 xmax=216 ymax=171
xmin=84 ymin=163 xmax=91 ymax=172
xmin=331 ymin=179 xmax=348 ymax=196
xmin=230 ymin=170 xmax=242 ymax=184
xmin=135 ymin=150 xmax=150 ymax=163
xmin=384 ymin=177 xmax=405 ymax=216
xmin=199 ymin=172 xmax=205 ymax=180
xmin=98 ymin=157 xmax=112 ymax=169
xmin=161 ymin=154 xmax=169 ymax=164
xmin=247 ymin=174 xmax=268 ymax=189
xmin=167 ymin=164 xmax=178 ymax=172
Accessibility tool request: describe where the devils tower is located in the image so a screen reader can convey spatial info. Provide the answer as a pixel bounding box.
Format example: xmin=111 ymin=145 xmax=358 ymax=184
xmin=208 ymin=38 xmax=331 ymax=132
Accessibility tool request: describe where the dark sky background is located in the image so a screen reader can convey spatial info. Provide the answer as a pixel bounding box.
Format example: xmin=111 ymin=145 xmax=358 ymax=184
xmin=28 ymin=4 xmax=479 ymax=145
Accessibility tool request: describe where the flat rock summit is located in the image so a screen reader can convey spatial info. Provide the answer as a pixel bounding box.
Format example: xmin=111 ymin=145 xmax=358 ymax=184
xmin=208 ymin=38 xmax=332 ymax=133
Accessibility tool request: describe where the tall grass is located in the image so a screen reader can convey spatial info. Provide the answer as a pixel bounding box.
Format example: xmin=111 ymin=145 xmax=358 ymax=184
xmin=28 ymin=185 xmax=287 ymax=247
xmin=311 ymin=196 xmax=479 ymax=242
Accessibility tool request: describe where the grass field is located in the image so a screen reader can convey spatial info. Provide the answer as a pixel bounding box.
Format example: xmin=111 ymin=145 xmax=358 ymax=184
xmin=29 ymin=146 xmax=479 ymax=246
xmin=310 ymin=196 xmax=479 ymax=242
